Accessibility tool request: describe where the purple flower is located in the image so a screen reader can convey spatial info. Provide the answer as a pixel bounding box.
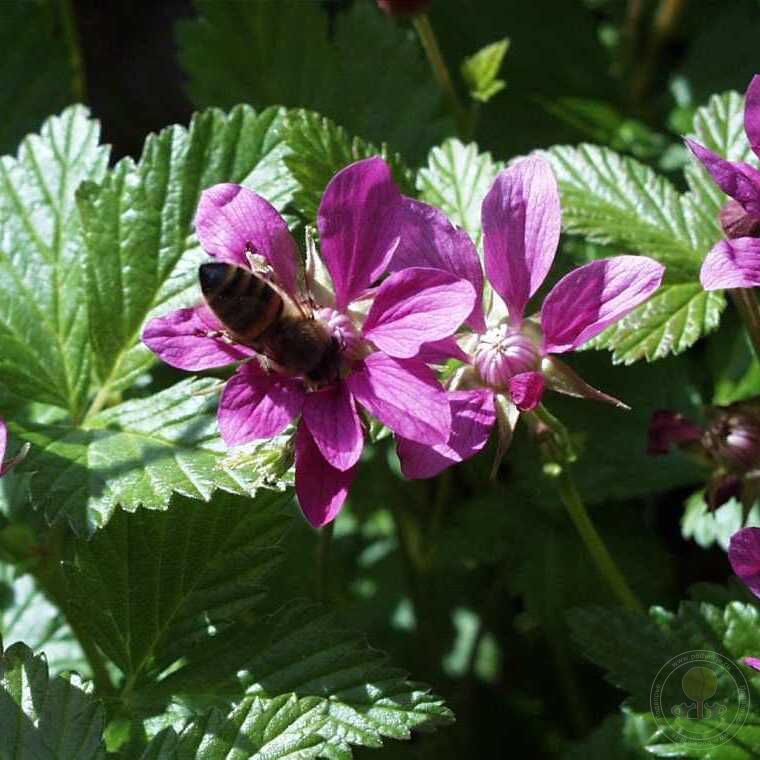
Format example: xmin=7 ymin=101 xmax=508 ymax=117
xmin=685 ymin=74 xmax=760 ymax=290
xmin=395 ymin=156 xmax=665 ymax=478
xmin=729 ymin=527 xmax=760 ymax=671
xmin=143 ymin=157 xmax=475 ymax=527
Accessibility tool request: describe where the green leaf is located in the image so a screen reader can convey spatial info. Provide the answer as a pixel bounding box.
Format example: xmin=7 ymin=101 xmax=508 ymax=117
xmin=548 ymin=144 xmax=713 ymax=276
xmin=682 ymin=493 xmax=760 ymax=551
xmin=0 ymin=568 xmax=85 ymax=677
xmin=146 ymin=605 xmax=453 ymax=759
xmin=586 ymin=283 xmax=726 ymax=364
xmin=0 ymin=1 xmax=77 ymax=155
xmin=417 ymin=138 xmax=502 ymax=247
xmin=77 ymin=105 xmax=295 ymax=395
xmin=284 ymin=110 xmax=415 ymax=222
xmin=0 ymin=106 xmax=108 ymax=417
xmin=0 ymin=641 xmax=106 ymax=759
xmin=684 ymin=91 xmax=753 ymax=239
xmin=13 ymin=378 xmax=291 ymax=534
xmin=63 ymin=490 xmax=291 ymax=681
xmin=461 ymin=38 xmax=510 ymax=103
xmin=177 ymin=1 xmax=447 ymax=161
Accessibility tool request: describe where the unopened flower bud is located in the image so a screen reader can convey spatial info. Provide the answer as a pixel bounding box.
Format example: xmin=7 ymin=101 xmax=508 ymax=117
xmin=704 ymin=403 xmax=760 ymax=472
xmin=647 ymin=410 xmax=703 ymax=455
xmin=473 ymin=326 xmax=540 ymax=391
xmin=377 ymin=0 xmax=432 ymax=18
xmin=720 ymin=199 xmax=760 ymax=239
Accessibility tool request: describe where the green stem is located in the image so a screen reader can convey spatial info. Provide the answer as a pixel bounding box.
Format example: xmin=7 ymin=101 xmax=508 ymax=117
xmin=556 ymin=469 xmax=643 ymax=612
xmin=413 ymin=14 xmax=467 ymax=135
xmin=59 ymin=0 xmax=87 ymax=103
xmin=731 ymin=288 xmax=760 ymax=363
xmin=317 ymin=522 xmax=334 ymax=603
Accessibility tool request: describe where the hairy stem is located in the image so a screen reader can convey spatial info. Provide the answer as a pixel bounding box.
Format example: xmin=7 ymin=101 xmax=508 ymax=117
xmin=731 ymin=288 xmax=760 ymax=363
xmin=413 ymin=14 xmax=466 ymax=135
xmin=556 ymin=469 xmax=643 ymax=612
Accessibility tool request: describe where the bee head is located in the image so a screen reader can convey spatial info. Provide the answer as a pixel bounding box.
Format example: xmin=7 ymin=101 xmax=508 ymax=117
xmin=198 ymin=262 xmax=232 ymax=298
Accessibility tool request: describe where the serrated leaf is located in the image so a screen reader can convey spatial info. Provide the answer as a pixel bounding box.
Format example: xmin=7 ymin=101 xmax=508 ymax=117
xmin=177 ymin=1 xmax=447 ymax=161
xmin=63 ymin=490 xmax=291 ymax=682
xmin=0 ymin=568 xmax=85 ymax=676
xmin=684 ymin=90 xmax=754 ymax=239
xmin=0 ymin=640 xmax=106 ymax=759
xmin=461 ymin=39 xmax=510 ymax=104
xmin=548 ymin=144 xmax=713 ymax=277
xmin=12 ymin=378 xmax=291 ymax=534
xmin=417 ymin=139 xmax=502 ymax=247
xmin=284 ymin=110 xmax=414 ymax=222
xmin=0 ymin=106 xmax=108 ymax=417
xmin=77 ymin=105 xmax=295 ymax=396
xmin=586 ymin=283 xmax=726 ymax=363
xmin=146 ymin=605 xmax=453 ymax=759
xmin=0 ymin=1 xmax=77 ymax=155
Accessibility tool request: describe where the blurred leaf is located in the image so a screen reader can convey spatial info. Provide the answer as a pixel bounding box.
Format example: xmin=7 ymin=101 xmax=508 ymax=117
xmin=563 ymin=714 xmax=649 ymax=759
xmin=0 ymin=568 xmax=85 ymax=677
xmin=586 ymin=283 xmax=726 ymax=364
xmin=63 ymin=490 xmax=291 ymax=681
xmin=77 ymin=105 xmax=295 ymax=396
xmin=177 ymin=1 xmax=448 ymax=161
xmin=0 ymin=641 xmax=106 ymax=759
xmin=417 ymin=138 xmax=502 ymax=246
xmin=284 ymin=110 xmax=414 ymax=222
xmin=0 ymin=106 xmax=108 ymax=417
xmin=682 ymin=492 xmax=760 ymax=551
xmin=461 ymin=38 xmax=509 ymax=103
xmin=0 ymin=0 xmax=76 ymax=154
xmin=13 ymin=378 xmax=290 ymax=535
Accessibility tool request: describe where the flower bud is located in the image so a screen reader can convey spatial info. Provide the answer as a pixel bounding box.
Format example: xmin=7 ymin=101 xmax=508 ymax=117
xmin=473 ymin=326 xmax=540 ymax=391
xmin=704 ymin=403 xmax=760 ymax=472
xmin=720 ymin=199 xmax=760 ymax=239
xmin=377 ymin=0 xmax=432 ymax=18
xmin=647 ymin=410 xmax=703 ymax=455
xmin=316 ymin=307 xmax=364 ymax=360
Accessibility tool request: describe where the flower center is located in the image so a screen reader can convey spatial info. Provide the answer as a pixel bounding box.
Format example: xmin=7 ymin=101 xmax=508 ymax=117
xmin=473 ymin=325 xmax=541 ymax=391
xmin=316 ymin=307 xmax=364 ymax=361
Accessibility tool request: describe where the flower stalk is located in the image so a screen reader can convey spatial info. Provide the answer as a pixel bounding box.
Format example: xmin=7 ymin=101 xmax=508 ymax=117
xmin=731 ymin=288 xmax=760 ymax=363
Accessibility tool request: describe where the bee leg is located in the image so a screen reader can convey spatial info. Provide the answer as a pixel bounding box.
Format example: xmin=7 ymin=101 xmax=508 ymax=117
xmin=204 ymin=329 xmax=237 ymax=345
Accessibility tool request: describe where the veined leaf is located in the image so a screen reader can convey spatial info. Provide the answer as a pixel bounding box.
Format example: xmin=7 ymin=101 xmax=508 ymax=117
xmin=63 ymin=490 xmax=291 ymax=680
xmin=77 ymin=105 xmax=295 ymax=395
xmin=417 ymin=138 xmax=502 ymax=247
xmin=284 ymin=110 xmax=414 ymax=221
xmin=0 ymin=568 xmax=85 ymax=677
xmin=0 ymin=106 xmax=108 ymax=417
xmin=144 ymin=605 xmax=453 ymax=759
xmin=177 ymin=1 xmax=447 ymax=161
xmin=0 ymin=641 xmax=106 ymax=759
xmin=684 ymin=90 xmax=753 ymax=239
xmin=12 ymin=378 xmax=291 ymax=534
xmin=548 ymin=144 xmax=713 ymax=277
xmin=586 ymin=283 xmax=726 ymax=364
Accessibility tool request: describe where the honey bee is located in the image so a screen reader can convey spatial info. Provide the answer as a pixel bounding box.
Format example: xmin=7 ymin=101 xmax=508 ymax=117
xmin=198 ymin=261 xmax=342 ymax=385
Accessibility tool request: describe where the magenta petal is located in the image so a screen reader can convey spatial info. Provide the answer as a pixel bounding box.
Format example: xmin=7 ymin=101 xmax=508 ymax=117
xmin=194 ymin=184 xmax=300 ymax=294
xmin=685 ymin=139 xmax=760 ymax=216
xmin=347 ymin=353 xmax=451 ymax=444
xmin=647 ymin=410 xmax=704 ymax=455
xmin=700 ymin=238 xmax=760 ymax=290
xmin=745 ymin=76 xmax=760 ymax=160
xmin=744 ymin=657 xmax=760 ymax=671
xmin=508 ymin=371 xmax=545 ymax=411
xmin=0 ymin=418 xmax=6 ymax=474
xmin=397 ymin=389 xmax=496 ymax=478
xmin=295 ymin=424 xmax=357 ymax=528
xmin=142 ymin=305 xmax=254 ymax=370
xmin=542 ymin=256 xmax=665 ymax=353
xmin=302 ymin=382 xmax=363 ymax=471
xmin=729 ymin=527 xmax=760 ymax=599
xmin=415 ymin=336 xmax=471 ymax=365
xmin=362 ymin=267 xmax=475 ymax=359
xmin=317 ymin=157 xmax=402 ymax=310
xmin=482 ymin=157 xmax=561 ymax=322
xmin=218 ymin=363 xmax=305 ymax=446
xmin=391 ymin=198 xmax=486 ymax=330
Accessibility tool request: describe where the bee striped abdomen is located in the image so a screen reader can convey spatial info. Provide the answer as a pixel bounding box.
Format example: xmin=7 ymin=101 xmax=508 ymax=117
xmin=199 ymin=262 xmax=282 ymax=343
